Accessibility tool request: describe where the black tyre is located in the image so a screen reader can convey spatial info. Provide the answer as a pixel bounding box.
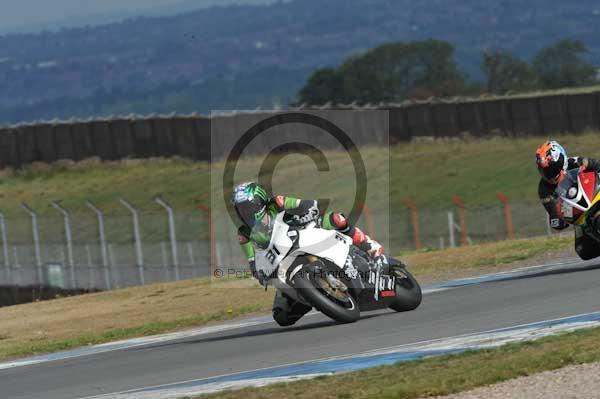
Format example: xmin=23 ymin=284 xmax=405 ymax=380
xmin=291 ymin=262 xmax=360 ymax=324
xmin=389 ymin=267 xmax=422 ymax=312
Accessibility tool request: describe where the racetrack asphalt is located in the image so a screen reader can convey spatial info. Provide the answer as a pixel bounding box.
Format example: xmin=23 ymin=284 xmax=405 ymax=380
xmin=2 ymin=259 xmax=600 ymax=399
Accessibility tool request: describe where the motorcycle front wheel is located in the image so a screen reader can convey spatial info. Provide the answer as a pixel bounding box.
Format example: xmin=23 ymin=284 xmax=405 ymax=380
xmin=291 ymin=260 xmax=360 ymax=324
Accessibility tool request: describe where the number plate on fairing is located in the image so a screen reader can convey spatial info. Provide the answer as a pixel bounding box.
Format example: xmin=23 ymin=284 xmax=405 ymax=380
xmin=255 ymin=214 xmax=293 ymax=278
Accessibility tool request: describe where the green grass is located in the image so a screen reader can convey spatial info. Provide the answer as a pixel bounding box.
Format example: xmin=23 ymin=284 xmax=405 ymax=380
xmin=1 ymin=132 xmax=599 ymax=216
xmin=1 ymin=132 xmax=594 ymax=247
xmin=199 ymin=325 xmax=600 ymax=399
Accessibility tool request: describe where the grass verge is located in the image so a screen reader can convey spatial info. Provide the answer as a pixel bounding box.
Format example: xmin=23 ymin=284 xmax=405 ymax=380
xmin=0 ymin=234 xmax=573 ymax=361
xmin=404 ymin=234 xmax=571 ymax=284
xmin=199 ymin=325 xmax=600 ymax=399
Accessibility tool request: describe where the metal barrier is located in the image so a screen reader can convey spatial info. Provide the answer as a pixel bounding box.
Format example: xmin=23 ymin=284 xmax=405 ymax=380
xmin=0 ymin=196 xmax=559 ymax=291
xmin=2 ymin=91 xmax=600 ymax=169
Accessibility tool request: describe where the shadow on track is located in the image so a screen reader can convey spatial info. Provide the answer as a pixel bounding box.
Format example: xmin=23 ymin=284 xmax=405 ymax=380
xmin=132 ymin=313 xmax=385 ymax=352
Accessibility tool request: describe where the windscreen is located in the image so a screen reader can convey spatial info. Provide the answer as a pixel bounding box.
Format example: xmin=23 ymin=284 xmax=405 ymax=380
xmin=556 ymin=169 xmax=579 ymax=199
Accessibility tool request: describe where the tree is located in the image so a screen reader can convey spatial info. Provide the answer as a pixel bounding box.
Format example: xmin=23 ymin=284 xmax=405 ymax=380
xmin=295 ymin=40 xmax=467 ymax=105
xmin=482 ymin=50 xmax=539 ymax=94
xmin=532 ymin=39 xmax=598 ymax=89
xmin=295 ymin=68 xmax=343 ymax=106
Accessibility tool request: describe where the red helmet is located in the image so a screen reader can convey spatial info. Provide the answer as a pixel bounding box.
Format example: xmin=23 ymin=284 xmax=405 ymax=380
xmin=536 ymin=141 xmax=567 ymax=184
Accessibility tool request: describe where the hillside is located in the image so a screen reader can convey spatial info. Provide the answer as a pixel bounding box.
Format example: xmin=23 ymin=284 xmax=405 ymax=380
xmin=1 ymin=0 xmax=600 ymax=124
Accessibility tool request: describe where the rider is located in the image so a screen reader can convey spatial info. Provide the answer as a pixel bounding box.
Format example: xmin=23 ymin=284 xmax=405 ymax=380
xmin=232 ymin=181 xmax=384 ymax=326
xmin=535 ymin=140 xmax=600 ymax=260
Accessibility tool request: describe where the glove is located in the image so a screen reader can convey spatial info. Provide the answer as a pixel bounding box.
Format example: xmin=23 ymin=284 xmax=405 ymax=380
xmin=292 ymin=202 xmax=319 ymax=225
xmin=250 ymin=260 xmax=268 ymax=287
xmin=257 ymin=270 xmax=269 ymax=287
xmin=373 ymin=254 xmax=388 ymax=268
xmin=362 ymin=237 xmax=384 ymax=258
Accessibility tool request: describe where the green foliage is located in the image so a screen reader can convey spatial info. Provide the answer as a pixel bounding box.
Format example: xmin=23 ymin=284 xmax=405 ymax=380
xmin=533 ymin=39 xmax=598 ymax=89
xmin=296 ymin=68 xmax=343 ymax=106
xmin=482 ymin=50 xmax=538 ymax=94
xmin=296 ymin=40 xmax=466 ymax=105
xmin=297 ymin=38 xmax=599 ymax=106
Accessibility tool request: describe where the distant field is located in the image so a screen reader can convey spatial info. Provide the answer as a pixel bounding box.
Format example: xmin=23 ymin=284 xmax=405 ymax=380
xmin=418 ymin=84 xmax=600 ymax=105
xmin=0 ymin=132 xmax=598 ymax=216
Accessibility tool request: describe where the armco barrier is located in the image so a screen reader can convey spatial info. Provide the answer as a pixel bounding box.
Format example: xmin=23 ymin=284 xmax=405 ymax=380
xmin=1 ymin=91 xmax=600 ymax=168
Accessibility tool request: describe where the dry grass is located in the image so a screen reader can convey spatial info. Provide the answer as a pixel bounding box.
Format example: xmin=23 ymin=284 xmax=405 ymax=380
xmin=404 ymin=235 xmax=572 ymax=284
xmin=0 ymin=277 xmax=272 ymax=359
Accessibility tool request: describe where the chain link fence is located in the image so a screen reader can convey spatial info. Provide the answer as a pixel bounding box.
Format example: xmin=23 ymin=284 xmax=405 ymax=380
xmin=0 ymin=204 xmax=210 ymax=290
xmin=0 ymin=200 xmax=559 ymax=291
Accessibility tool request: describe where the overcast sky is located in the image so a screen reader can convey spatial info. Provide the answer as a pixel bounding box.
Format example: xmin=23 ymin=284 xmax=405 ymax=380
xmin=0 ymin=0 xmax=264 ymax=33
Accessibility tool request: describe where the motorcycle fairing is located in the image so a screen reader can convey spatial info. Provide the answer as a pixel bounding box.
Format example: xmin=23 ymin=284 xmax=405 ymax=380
xmin=580 ymin=171 xmax=597 ymax=204
xmin=254 ymin=213 xmax=294 ymax=279
xmin=295 ymin=228 xmax=351 ymax=268
xmin=255 ymin=212 xmax=351 ymax=285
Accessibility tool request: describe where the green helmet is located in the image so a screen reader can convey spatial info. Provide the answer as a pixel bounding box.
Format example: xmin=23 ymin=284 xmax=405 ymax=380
xmin=231 ymin=182 xmax=270 ymax=228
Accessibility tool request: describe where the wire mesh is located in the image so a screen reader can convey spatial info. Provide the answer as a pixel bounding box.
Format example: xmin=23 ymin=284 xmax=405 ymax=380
xmin=0 ymin=201 xmax=563 ymax=290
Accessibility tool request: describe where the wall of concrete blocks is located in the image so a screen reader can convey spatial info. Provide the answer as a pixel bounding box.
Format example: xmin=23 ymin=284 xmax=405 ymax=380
xmin=1 ymin=91 xmax=600 ymax=168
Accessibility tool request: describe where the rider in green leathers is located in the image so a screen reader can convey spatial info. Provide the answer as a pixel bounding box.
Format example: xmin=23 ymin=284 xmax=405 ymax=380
xmin=232 ymin=182 xmax=384 ymax=326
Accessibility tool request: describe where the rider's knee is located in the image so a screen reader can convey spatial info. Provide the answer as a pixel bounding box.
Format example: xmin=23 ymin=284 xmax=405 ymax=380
xmin=272 ymin=307 xmax=297 ymax=326
xmin=272 ymin=291 xmax=312 ymax=327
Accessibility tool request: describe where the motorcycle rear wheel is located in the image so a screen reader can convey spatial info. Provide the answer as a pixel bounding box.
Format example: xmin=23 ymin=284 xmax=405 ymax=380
xmin=389 ymin=267 xmax=422 ymax=312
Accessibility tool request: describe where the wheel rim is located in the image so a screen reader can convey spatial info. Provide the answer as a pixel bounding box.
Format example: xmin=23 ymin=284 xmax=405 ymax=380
xmin=315 ymin=273 xmax=353 ymax=307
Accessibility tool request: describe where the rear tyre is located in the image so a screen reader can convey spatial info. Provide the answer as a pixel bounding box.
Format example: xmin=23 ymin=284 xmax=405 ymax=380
xmin=291 ymin=262 xmax=360 ymax=324
xmin=389 ymin=267 xmax=422 ymax=312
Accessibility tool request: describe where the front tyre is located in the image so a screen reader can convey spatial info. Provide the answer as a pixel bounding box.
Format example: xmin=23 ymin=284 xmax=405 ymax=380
xmin=389 ymin=267 xmax=422 ymax=312
xmin=291 ymin=261 xmax=360 ymax=324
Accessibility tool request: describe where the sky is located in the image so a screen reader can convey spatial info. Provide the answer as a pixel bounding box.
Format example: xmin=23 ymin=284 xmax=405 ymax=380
xmin=0 ymin=0 xmax=268 ymax=33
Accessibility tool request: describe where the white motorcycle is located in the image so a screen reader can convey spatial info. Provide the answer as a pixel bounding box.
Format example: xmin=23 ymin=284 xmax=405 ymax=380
xmin=255 ymin=212 xmax=422 ymax=323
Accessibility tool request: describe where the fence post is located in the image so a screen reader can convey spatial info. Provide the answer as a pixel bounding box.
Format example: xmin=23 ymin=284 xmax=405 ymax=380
xmin=21 ymin=203 xmax=43 ymax=284
xmin=87 ymin=200 xmax=111 ymax=290
xmin=0 ymin=212 xmax=10 ymax=283
xmin=402 ymin=200 xmax=422 ymax=250
xmin=85 ymin=244 xmax=95 ymax=289
xmin=120 ymin=198 xmax=145 ymax=285
xmin=187 ymin=242 xmax=196 ymax=273
xmin=496 ymin=192 xmax=515 ymax=240
xmin=450 ymin=195 xmax=469 ymax=246
xmin=50 ymin=202 xmax=76 ymax=288
xmin=155 ymin=197 xmax=180 ymax=281
xmin=199 ymin=203 xmax=216 ymax=277
xmin=447 ymin=211 xmax=456 ymax=248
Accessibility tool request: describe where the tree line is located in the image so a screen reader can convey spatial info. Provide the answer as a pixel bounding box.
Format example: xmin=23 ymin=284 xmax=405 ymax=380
xmin=296 ymin=39 xmax=599 ymax=106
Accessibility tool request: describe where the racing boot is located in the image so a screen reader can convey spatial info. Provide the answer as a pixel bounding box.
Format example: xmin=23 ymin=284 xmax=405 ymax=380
xmin=272 ymin=290 xmax=312 ymax=327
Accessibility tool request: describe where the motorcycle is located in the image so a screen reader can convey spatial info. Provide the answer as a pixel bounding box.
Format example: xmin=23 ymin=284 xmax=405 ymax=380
xmin=556 ymin=168 xmax=600 ymax=239
xmin=254 ymin=212 xmax=422 ymax=324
